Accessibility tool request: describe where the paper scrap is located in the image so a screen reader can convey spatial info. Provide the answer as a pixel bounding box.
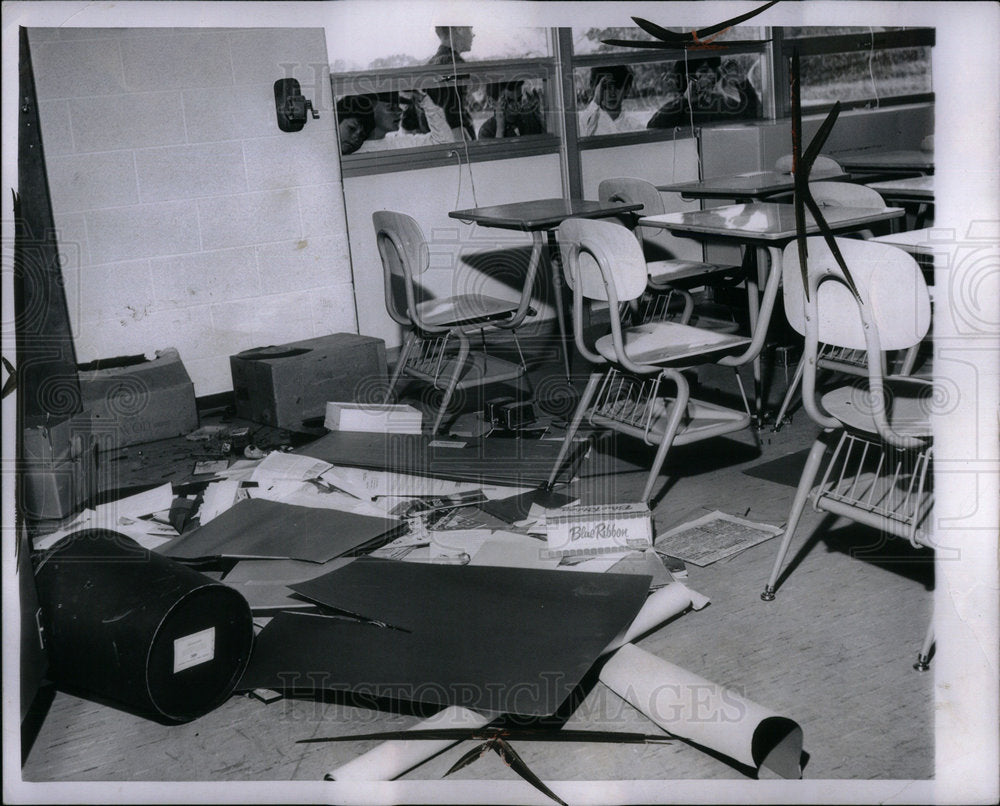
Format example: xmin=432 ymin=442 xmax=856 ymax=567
xmin=320 ymin=466 xmax=483 ymax=504
xmin=198 ymin=479 xmax=242 ymax=525
xmin=251 ymin=451 xmax=333 ymax=484
xmin=655 ymin=510 xmax=783 ymax=566
xmin=193 ymin=459 xmax=230 ymax=476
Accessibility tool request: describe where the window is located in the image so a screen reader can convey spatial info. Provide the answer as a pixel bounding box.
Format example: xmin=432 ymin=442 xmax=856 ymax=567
xmin=570 ymin=26 xmax=767 ymax=142
xmin=777 ymin=28 xmax=935 ymax=111
xmin=331 ymin=26 xmax=559 ymax=175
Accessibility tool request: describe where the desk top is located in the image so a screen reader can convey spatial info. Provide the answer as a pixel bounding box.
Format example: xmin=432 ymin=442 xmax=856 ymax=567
xmin=866 ymin=175 xmax=935 ymax=201
xmin=836 ymin=149 xmax=934 ymax=173
xmin=449 ymin=198 xmax=642 ymax=231
xmin=871 ymin=228 xmax=944 ymax=256
xmin=658 ymin=169 xmax=847 ymax=200
xmin=640 ymin=202 xmax=905 ymax=243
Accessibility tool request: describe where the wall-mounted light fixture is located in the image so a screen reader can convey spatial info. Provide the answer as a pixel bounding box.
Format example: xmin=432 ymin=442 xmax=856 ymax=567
xmin=273 ymin=78 xmax=319 ymax=132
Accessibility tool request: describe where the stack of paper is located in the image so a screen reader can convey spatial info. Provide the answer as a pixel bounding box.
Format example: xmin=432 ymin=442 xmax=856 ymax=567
xmin=324 ymin=403 xmax=423 ymax=434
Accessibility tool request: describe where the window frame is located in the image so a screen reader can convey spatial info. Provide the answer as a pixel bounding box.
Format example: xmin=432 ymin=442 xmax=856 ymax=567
xmin=773 ymin=27 xmax=936 ymax=117
xmin=332 ymin=57 xmax=562 ymax=177
xmin=330 ymin=27 xmax=935 ymax=178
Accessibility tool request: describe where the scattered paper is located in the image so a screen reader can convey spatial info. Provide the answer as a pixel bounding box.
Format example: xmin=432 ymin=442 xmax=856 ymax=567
xmin=320 ymin=465 xmax=483 ymax=504
xmin=247 ymin=480 xmax=387 ymax=518
xmin=250 ymin=451 xmax=333 ymax=485
xmin=193 ymin=459 xmax=230 ymax=476
xmin=198 ymin=480 xmax=243 ymax=525
xmin=34 ymin=483 xmax=180 ymax=551
xmin=654 ymin=510 xmax=783 ymax=566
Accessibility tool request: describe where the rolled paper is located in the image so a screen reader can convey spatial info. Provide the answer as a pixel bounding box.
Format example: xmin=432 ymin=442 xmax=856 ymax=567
xmin=603 ymin=582 xmax=711 ymax=655
xmin=326 ymin=705 xmax=492 ymax=781
xmin=599 ymin=643 xmax=803 ymax=779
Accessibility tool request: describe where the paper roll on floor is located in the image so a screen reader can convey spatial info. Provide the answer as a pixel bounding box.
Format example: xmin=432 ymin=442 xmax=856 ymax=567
xmin=599 ymin=643 xmax=803 ymax=779
xmin=326 ymin=705 xmax=492 ymax=781
xmin=604 ymin=582 xmax=710 ymax=654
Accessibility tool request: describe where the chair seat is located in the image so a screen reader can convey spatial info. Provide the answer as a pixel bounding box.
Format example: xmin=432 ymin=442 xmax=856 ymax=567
xmin=404 ymin=349 xmax=525 ymax=390
xmin=591 ymin=395 xmax=749 ymax=445
xmin=821 ymin=376 xmax=932 ymax=439
xmin=647 ymin=259 xmax=738 ymax=287
xmin=595 ymin=321 xmax=751 ymax=366
xmin=416 ymin=294 xmax=519 ymax=327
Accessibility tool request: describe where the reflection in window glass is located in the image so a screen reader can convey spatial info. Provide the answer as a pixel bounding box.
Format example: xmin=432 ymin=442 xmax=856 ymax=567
xmin=335 ymin=76 xmax=549 ymax=154
xmin=572 ymin=25 xmax=764 ymax=55
xmin=797 ymin=46 xmax=933 ymax=107
xmin=574 ymin=55 xmax=762 ymax=136
xmin=329 ymin=26 xmax=550 ymax=72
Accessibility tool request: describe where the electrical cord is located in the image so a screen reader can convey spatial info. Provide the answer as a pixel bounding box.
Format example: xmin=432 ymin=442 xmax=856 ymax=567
xmin=867 ymin=27 xmax=880 ymax=108
xmin=448 ymin=29 xmax=479 ymax=210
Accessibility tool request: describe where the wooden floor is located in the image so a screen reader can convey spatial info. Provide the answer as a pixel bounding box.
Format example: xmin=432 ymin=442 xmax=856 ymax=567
xmin=15 ymin=349 xmax=936 ymax=801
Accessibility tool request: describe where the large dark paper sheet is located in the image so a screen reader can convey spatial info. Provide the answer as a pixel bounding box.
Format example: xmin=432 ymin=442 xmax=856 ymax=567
xmin=296 ymin=431 xmax=643 ymax=487
xmin=239 ymin=558 xmax=650 ymax=716
xmin=159 ymin=498 xmax=400 ymax=563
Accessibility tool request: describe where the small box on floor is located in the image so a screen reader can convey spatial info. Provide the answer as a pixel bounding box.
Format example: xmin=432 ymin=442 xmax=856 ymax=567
xmin=545 ymin=503 xmax=654 ymax=557
xmin=78 ymin=348 xmax=198 ymax=449
xmin=230 ymin=333 xmax=387 ymax=431
xmin=21 ymin=410 xmax=105 ymax=521
xmin=486 ymin=396 xmax=536 ymax=430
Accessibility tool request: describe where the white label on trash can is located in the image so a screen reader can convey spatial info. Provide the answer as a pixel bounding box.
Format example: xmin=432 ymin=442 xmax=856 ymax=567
xmin=173 ymin=627 xmax=216 ymax=673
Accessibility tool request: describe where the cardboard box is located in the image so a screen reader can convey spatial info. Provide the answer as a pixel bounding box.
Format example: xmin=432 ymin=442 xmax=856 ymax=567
xmin=21 ymin=410 xmax=103 ymax=521
xmin=324 ymin=402 xmax=422 ymax=434
xmin=545 ymin=502 xmax=654 ymax=557
xmin=230 ymin=334 xmax=387 ymax=431
xmin=78 ymin=348 xmax=198 ymax=449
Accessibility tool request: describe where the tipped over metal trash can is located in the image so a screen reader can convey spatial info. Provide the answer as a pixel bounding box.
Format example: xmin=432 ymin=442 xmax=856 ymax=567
xmin=33 ymin=529 xmax=254 ymax=722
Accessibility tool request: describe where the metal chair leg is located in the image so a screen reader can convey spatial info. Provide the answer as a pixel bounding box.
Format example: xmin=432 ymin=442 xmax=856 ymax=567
xmin=544 ymin=372 xmax=602 ymax=490
xmin=431 ymin=331 xmax=470 ymax=435
xmin=639 ymin=369 xmax=691 ymax=506
xmin=772 ymin=355 xmax=807 ymax=431
xmin=761 ymin=436 xmax=829 ymax=601
xmin=386 ymin=331 xmax=418 ymax=403
xmin=914 ymin=622 xmax=935 ymax=672
xmin=677 ymin=289 xmax=695 ymax=325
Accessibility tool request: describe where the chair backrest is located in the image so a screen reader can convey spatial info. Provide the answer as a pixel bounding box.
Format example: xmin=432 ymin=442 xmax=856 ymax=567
xmin=810 ymin=180 xmax=886 ymax=210
xmin=557 ymin=217 xmax=649 ymax=367
xmin=782 ymin=236 xmax=932 ymax=441
xmin=598 ymin=177 xmax=665 ymax=218
xmin=557 ymin=217 xmax=649 ymax=303
xmin=372 ymin=210 xmax=429 ymax=327
xmin=598 ymin=177 xmax=674 ymax=259
xmin=774 ymin=153 xmax=844 ymax=175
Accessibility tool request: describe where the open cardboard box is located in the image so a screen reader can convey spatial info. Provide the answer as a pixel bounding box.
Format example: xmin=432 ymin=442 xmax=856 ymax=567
xmin=230 ymin=333 xmax=387 ymax=431
xmin=78 ymin=348 xmax=198 ymax=450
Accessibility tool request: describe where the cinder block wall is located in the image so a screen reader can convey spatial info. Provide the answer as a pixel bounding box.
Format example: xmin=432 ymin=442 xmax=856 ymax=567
xmin=29 ymin=27 xmax=356 ymax=396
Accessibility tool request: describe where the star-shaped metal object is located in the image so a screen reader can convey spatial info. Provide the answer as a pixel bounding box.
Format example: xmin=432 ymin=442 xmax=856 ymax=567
xmin=602 ymin=0 xmax=779 ymax=50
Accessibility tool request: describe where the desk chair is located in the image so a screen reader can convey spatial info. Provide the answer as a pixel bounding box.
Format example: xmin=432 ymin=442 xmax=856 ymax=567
xmin=598 ymin=178 xmax=741 ymax=327
xmin=761 ymin=236 xmax=935 ymax=670
xmin=772 ymin=181 xmax=919 ymax=428
xmin=374 ymin=211 xmax=538 ymax=434
xmin=544 ymin=217 xmax=782 ymax=505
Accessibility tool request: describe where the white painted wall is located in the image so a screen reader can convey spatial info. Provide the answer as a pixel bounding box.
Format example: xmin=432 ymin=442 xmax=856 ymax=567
xmin=343 ymin=153 xmax=565 ymax=350
xmin=581 ymin=136 xmax=707 ymax=262
xmin=30 ymin=27 xmax=356 ymax=397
